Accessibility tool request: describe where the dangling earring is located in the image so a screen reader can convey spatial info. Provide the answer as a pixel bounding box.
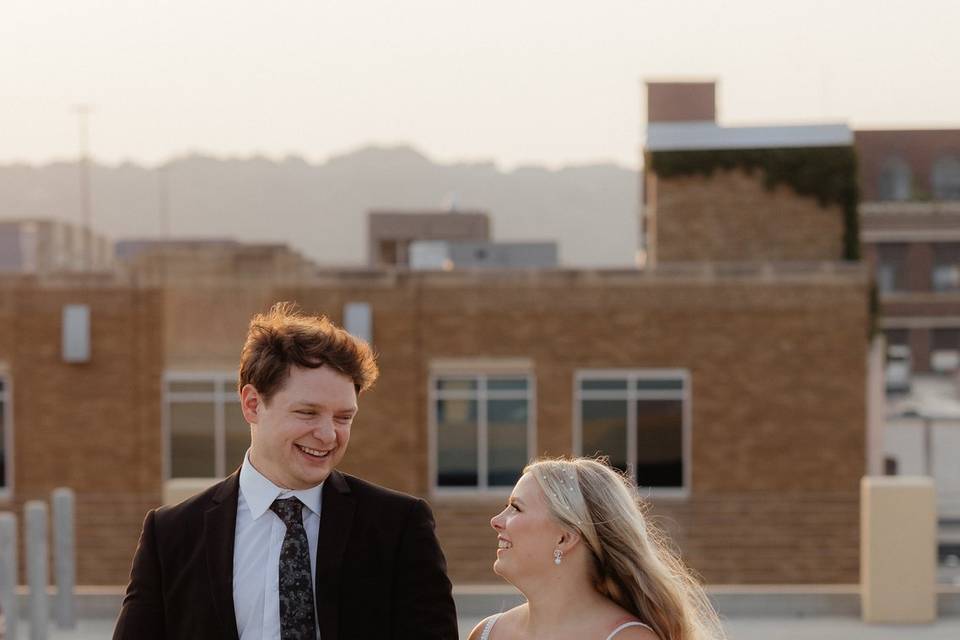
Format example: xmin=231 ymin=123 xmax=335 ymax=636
xmin=554 ymin=549 xmax=563 ymax=565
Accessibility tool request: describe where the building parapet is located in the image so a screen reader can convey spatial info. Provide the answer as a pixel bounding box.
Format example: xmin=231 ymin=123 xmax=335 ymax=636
xmin=0 ymin=261 xmax=869 ymax=290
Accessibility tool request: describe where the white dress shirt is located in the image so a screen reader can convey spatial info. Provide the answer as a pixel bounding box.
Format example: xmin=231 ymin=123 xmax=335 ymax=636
xmin=233 ymin=451 xmax=323 ymax=640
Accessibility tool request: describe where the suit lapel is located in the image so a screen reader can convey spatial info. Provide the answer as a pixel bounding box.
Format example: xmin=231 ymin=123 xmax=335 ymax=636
xmin=204 ymin=471 xmax=241 ymax=640
xmin=315 ymin=471 xmax=356 ymax=640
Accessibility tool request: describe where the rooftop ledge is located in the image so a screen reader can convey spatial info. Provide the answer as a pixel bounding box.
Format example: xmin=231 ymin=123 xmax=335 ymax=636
xmin=645 ymin=121 xmax=853 ymax=152
xmin=0 ymin=261 xmax=868 ymax=289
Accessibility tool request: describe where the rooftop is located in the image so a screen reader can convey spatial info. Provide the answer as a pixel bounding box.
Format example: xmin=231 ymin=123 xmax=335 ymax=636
xmin=646 ymin=121 xmax=852 ymax=152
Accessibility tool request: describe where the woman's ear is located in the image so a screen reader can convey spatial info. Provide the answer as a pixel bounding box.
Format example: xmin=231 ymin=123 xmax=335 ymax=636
xmin=557 ymin=529 xmax=582 ymax=554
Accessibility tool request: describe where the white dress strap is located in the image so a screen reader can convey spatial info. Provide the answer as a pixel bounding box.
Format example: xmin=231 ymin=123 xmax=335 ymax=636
xmin=605 ymin=620 xmax=656 ymax=640
xmin=479 ymin=613 xmax=502 ymax=640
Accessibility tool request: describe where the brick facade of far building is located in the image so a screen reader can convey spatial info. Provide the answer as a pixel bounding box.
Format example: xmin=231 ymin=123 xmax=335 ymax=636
xmin=156 ymin=265 xmax=868 ymax=585
xmin=856 ymin=129 xmax=960 ymax=375
xmin=0 ymin=279 xmax=164 ymax=585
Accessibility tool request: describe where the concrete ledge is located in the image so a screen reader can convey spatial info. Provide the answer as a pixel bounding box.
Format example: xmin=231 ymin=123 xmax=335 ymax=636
xmin=455 ymin=584 xmax=960 ymax=619
xmin=709 ymin=585 xmax=860 ymax=617
xmin=8 ymin=584 xmax=960 ymax=621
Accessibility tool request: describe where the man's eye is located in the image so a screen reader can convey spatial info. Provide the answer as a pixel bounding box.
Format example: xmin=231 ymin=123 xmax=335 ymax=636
xmin=295 ymin=410 xmax=316 ymax=416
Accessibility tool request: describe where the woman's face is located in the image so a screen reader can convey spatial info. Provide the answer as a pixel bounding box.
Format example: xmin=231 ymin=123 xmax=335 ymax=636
xmin=490 ymin=472 xmax=565 ymax=582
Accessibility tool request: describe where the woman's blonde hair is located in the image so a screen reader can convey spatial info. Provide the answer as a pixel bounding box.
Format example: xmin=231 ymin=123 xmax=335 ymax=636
xmin=525 ymin=457 xmax=724 ymax=640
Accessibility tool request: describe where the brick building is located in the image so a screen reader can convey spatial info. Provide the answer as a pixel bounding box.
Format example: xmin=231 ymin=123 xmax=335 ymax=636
xmin=858 ymin=130 xmax=960 ymax=373
xmin=0 ymin=83 xmax=873 ymax=588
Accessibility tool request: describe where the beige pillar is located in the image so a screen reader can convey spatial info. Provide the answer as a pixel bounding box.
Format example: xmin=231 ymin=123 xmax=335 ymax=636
xmin=861 ymin=476 xmax=936 ymax=623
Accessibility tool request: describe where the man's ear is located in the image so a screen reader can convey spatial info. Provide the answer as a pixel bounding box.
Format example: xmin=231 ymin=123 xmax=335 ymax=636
xmin=240 ymin=384 xmax=261 ymax=424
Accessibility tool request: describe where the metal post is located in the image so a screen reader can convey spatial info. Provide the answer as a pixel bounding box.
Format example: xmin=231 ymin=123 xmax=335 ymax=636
xmin=51 ymin=489 xmax=75 ymax=629
xmin=24 ymin=502 xmax=47 ymax=640
xmin=0 ymin=512 xmax=18 ymax=640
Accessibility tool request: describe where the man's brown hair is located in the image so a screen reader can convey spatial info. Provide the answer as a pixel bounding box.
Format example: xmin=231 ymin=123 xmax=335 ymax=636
xmin=238 ymin=301 xmax=379 ymax=402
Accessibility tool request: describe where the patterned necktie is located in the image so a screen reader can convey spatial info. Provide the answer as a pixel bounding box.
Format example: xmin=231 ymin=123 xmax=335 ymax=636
xmin=270 ymin=497 xmax=317 ymax=640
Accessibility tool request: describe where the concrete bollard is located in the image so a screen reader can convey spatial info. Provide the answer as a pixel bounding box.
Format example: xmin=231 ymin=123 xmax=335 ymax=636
xmin=51 ymin=489 xmax=75 ymax=629
xmin=25 ymin=501 xmax=48 ymax=640
xmin=861 ymin=476 xmax=936 ymax=623
xmin=0 ymin=512 xmax=18 ymax=640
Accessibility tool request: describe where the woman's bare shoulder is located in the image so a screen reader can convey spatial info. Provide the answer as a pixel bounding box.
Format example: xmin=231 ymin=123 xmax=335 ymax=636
xmin=466 ymin=605 xmax=527 ymax=640
xmin=609 ymin=624 xmax=660 ymax=640
xmin=466 ymin=618 xmax=488 ymax=640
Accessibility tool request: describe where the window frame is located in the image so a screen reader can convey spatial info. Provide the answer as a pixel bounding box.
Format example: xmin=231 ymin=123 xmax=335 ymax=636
xmin=0 ymin=371 xmax=13 ymax=500
xmin=428 ymin=361 xmax=536 ymax=496
xmin=573 ymin=368 xmax=691 ymax=500
xmin=163 ymin=371 xmax=243 ymax=480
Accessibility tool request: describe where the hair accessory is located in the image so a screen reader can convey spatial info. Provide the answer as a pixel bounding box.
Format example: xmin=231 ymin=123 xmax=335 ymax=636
xmin=554 ymin=549 xmax=563 ymax=565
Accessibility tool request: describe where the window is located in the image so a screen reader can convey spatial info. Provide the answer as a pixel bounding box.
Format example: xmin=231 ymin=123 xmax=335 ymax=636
xmin=933 ymin=244 xmax=960 ymax=292
xmin=431 ymin=372 xmax=534 ymax=491
xmin=575 ymin=370 xmax=689 ymax=496
xmin=883 ymin=456 xmax=899 ymax=476
xmin=165 ymin=373 xmax=248 ymax=478
xmin=0 ymin=375 xmax=10 ymax=494
xmin=877 ymin=156 xmax=912 ymax=201
xmin=875 ymin=244 xmax=908 ymax=293
xmin=932 ymin=155 xmax=960 ymax=201
xmin=883 ymin=329 xmax=909 ymax=348
xmin=930 ymin=329 xmax=960 ymax=373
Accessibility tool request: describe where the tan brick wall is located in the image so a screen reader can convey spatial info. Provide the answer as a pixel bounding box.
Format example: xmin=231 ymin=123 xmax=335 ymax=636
xmin=651 ymin=169 xmax=846 ymax=263
xmin=0 ymin=267 xmax=867 ymax=586
xmin=160 ymin=271 xmax=868 ymax=584
xmin=0 ymin=283 xmax=163 ymax=585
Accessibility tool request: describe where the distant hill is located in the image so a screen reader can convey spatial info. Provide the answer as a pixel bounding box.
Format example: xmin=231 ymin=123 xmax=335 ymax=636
xmin=0 ymin=145 xmax=639 ymax=267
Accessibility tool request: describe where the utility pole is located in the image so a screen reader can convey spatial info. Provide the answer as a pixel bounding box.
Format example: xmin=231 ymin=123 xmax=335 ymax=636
xmin=158 ymin=163 xmax=170 ymax=238
xmin=73 ymin=105 xmax=93 ymax=271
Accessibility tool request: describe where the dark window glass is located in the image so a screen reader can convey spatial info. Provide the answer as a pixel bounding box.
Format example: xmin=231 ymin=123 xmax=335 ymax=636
xmin=883 ymin=329 xmax=909 ymax=347
xmin=436 ymin=378 xmax=478 ymax=392
xmin=582 ymin=399 xmax=628 ymax=474
xmin=884 ymin=456 xmax=898 ymax=476
xmin=933 ymin=244 xmax=960 ymax=292
xmin=488 ymin=378 xmax=527 ymax=391
xmin=875 ymin=244 xmax=908 ymax=293
xmin=487 ymin=399 xmax=527 ymax=487
xmin=635 ymin=400 xmax=683 ymax=488
xmin=170 ymin=402 xmax=216 ymax=477
xmin=581 ymin=379 xmax=628 ymax=391
xmin=877 ymin=156 xmax=912 ymax=201
xmin=436 ymin=399 xmax=478 ymax=486
xmin=168 ymin=380 xmax=215 ymax=394
xmin=635 ymin=378 xmax=684 ymax=392
xmin=932 ymin=329 xmax=960 ymax=351
xmin=932 ymin=155 xmax=960 ymax=200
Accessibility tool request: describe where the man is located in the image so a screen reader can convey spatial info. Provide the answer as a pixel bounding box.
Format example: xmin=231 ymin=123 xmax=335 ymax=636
xmin=114 ymin=302 xmax=459 ymax=639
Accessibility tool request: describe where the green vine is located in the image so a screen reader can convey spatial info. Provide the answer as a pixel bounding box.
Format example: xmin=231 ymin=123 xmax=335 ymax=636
xmin=650 ymin=146 xmax=861 ymax=260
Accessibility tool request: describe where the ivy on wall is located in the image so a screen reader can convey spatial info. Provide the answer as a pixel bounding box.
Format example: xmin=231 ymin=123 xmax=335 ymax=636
xmin=649 ymin=146 xmax=861 ymax=261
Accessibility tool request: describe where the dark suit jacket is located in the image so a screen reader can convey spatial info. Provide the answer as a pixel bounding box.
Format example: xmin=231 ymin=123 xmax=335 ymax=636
xmin=113 ymin=470 xmax=459 ymax=639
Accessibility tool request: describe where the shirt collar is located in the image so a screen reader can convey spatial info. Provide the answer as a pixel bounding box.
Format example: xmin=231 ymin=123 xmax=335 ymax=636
xmin=239 ymin=450 xmax=324 ymax=520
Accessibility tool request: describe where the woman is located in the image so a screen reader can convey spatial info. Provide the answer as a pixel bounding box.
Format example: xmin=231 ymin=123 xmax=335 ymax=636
xmin=468 ymin=458 xmax=724 ymax=640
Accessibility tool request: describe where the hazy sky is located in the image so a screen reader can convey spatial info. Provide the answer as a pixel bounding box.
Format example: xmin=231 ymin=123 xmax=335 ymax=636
xmin=3 ymin=0 xmax=958 ymax=169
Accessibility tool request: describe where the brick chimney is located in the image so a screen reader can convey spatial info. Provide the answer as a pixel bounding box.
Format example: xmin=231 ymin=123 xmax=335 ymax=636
xmin=646 ymin=81 xmax=717 ymax=124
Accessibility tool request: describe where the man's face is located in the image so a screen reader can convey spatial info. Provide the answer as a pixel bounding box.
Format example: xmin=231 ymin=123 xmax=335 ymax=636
xmin=242 ymin=365 xmax=358 ymax=489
